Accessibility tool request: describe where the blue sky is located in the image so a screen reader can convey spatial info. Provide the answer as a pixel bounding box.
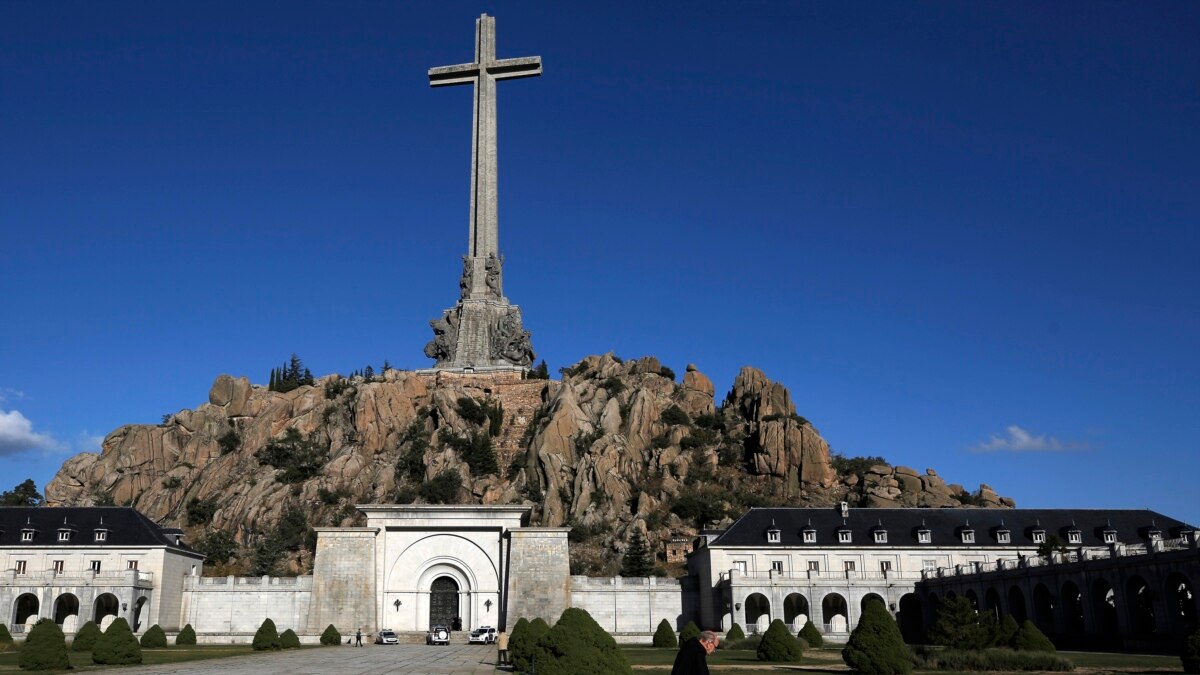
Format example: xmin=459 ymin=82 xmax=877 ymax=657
xmin=2 ymin=2 xmax=1197 ymax=524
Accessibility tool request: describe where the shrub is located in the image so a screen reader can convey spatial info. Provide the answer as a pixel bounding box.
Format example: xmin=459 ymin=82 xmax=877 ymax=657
xmin=1184 ymin=623 xmax=1200 ymax=674
xmin=996 ymin=613 xmax=1020 ymax=647
xmin=139 ymin=624 xmax=167 ymax=648
xmin=1011 ymin=620 xmax=1055 ymax=652
xmin=528 ymin=607 xmax=631 ymax=675
xmin=194 ymin=529 xmax=237 ymax=565
xmin=652 ymin=619 xmax=677 ymax=648
xmin=279 ymin=629 xmax=301 ymax=649
xmin=71 ymin=620 xmax=101 ymax=651
xmin=176 ymin=624 xmax=197 ymax=646
xmin=92 ymin=617 xmax=142 ymax=665
xmin=218 ymin=428 xmax=241 ymax=455
xmin=252 ymin=618 xmax=281 ymax=651
xmin=659 ymin=366 xmax=676 ymax=380
xmin=724 ymin=623 xmax=746 ymax=644
xmin=756 ymin=619 xmax=803 ymax=662
xmin=419 ymin=470 xmax=462 ymax=504
xmin=254 ymin=428 xmax=329 ymax=483
xmin=510 ymin=617 xmax=550 ymax=673
xmin=18 ymin=618 xmax=70 ymax=671
xmin=186 ymin=496 xmax=219 ymax=526
xmin=929 ymin=596 xmax=994 ymax=650
xmin=916 ymin=647 xmax=1073 ymax=671
xmin=319 ymin=624 xmax=341 ymax=646
xmin=679 ymin=620 xmax=701 ymax=645
xmin=162 ymin=476 xmax=183 ymax=489
xmin=439 ymin=429 xmax=498 ymax=477
xmin=660 ymin=405 xmax=690 ymax=426
xmin=0 ymin=623 xmax=12 ymax=649
xmin=724 ymin=635 xmax=762 ymax=651
xmin=799 ymin=620 xmax=824 ymax=647
xmin=455 ymin=396 xmax=488 ymax=424
xmin=842 ymin=597 xmax=912 ymax=674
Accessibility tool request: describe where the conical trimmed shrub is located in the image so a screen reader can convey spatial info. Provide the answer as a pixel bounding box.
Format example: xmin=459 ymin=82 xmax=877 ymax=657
xmin=0 ymin=622 xmax=12 ymax=644
xmin=71 ymin=620 xmax=101 ymax=651
xmin=92 ymin=617 xmax=142 ymax=665
xmin=679 ymin=620 xmax=701 ymax=645
xmin=19 ymin=618 xmax=70 ymax=671
xmin=176 ymin=624 xmax=197 ymax=646
xmin=799 ymin=620 xmax=823 ymax=647
xmin=280 ymin=628 xmax=301 ymax=649
xmin=724 ymin=623 xmax=745 ymax=645
xmin=319 ymin=624 xmax=341 ymax=646
xmin=510 ymin=617 xmax=550 ymax=673
xmin=757 ymin=619 xmax=803 ymax=662
xmin=996 ymin=613 xmax=1020 ymax=647
xmin=1183 ymin=623 xmax=1200 ymax=674
xmin=529 ymin=607 xmax=631 ymax=675
xmin=842 ymin=598 xmax=912 ymax=674
xmin=252 ymin=618 xmax=281 ymax=651
xmin=1012 ymin=620 xmax=1056 ymax=652
xmin=652 ymin=619 xmax=677 ymax=648
xmin=139 ymin=624 xmax=167 ymax=648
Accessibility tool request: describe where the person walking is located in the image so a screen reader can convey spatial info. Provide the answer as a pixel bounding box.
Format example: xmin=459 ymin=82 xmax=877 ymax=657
xmin=355 ymin=629 xmax=363 ymax=647
xmin=496 ymin=630 xmax=509 ymax=665
xmin=671 ymin=630 xmax=718 ymax=675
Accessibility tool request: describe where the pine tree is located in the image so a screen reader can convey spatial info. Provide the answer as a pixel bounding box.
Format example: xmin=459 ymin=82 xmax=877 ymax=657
xmin=175 ymin=624 xmax=197 ymax=646
xmin=92 ymin=617 xmax=142 ymax=665
xmin=364 ymin=365 xmax=375 ymax=380
xmin=841 ymin=598 xmax=911 ymax=674
xmin=269 ymin=368 xmax=277 ymax=391
xmin=620 ymin=530 xmax=653 ymax=577
xmin=19 ymin=618 xmax=70 ymax=671
xmin=652 ymin=618 xmax=678 ymax=648
xmin=71 ymin=620 xmax=101 ymax=651
xmin=382 ymin=360 xmax=392 ymax=372
xmin=929 ymin=595 xmax=993 ymax=650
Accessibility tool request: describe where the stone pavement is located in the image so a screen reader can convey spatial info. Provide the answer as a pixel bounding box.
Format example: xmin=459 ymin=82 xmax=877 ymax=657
xmin=118 ymin=644 xmax=497 ymax=675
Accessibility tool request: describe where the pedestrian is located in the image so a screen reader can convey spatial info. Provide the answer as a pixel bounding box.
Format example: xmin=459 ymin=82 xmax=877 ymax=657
xmin=496 ymin=630 xmax=509 ymax=665
xmin=355 ymin=629 xmax=363 ymax=647
xmin=670 ymin=630 xmax=719 ymax=675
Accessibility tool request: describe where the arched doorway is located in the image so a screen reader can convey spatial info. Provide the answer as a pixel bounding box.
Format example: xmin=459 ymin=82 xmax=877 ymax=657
xmin=53 ymin=594 xmax=80 ymax=632
xmin=1007 ymin=586 xmax=1027 ymax=623
xmin=744 ymin=593 xmax=770 ymax=633
xmin=1165 ymin=573 xmax=1196 ymax=634
xmin=429 ymin=576 xmax=459 ymax=629
xmin=783 ymin=593 xmax=809 ymax=629
xmin=13 ymin=593 xmax=39 ymax=626
xmin=1091 ymin=578 xmax=1118 ymax=636
xmin=1033 ymin=584 xmax=1055 ymax=633
xmin=1061 ymin=581 xmax=1085 ymax=634
xmin=984 ymin=587 xmax=1002 ymax=620
xmin=861 ymin=593 xmax=885 ymax=612
xmin=822 ymin=593 xmax=848 ymax=633
xmin=964 ymin=589 xmax=979 ymax=610
xmin=94 ymin=593 xmax=120 ymax=628
xmin=1126 ymin=576 xmax=1156 ymax=635
xmin=897 ymin=593 xmax=923 ymax=644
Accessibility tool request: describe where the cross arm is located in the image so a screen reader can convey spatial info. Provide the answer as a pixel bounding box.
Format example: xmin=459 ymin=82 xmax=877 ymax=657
xmin=487 ymin=56 xmax=542 ymax=80
xmin=429 ymin=62 xmax=481 ymax=87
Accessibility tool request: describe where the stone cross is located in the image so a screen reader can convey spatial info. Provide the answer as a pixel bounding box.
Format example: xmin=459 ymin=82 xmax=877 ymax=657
xmin=429 ymin=13 xmax=541 ymax=261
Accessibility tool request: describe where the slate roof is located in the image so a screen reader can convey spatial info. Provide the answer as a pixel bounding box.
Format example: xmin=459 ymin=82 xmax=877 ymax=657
xmin=0 ymin=506 xmax=200 ymax=553
xmin=709 ymin=507 xmax=1196 ymax=548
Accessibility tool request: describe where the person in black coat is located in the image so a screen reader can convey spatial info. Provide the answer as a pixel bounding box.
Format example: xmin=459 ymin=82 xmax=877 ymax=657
xmin=671 ymin=630 xmax=719 ymax=675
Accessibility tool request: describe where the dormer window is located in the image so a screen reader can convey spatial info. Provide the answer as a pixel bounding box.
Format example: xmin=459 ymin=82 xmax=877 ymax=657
xmin=57 ymin=531 xmax=71 ymax=542
xmin=874 ymin=530 xmax=887 ymax=544
xmin=1032 ymin=529 xmax=1046 ymax=544
xmin=21 ymin=530 xmax=34 ymax=542
xmin=1148 ymin=529 xmax=1162 ymax=542
xmin=802 ymin=529 xmax=816 ymax=543
xmin=838 ymin=529 xmax=852 ymax=544
xmin=1103 ymin=529 xmax=1117 ymax=544
xmin=996 ymin=529 xmax=1011 ymax=544
xmin=94 ymin=530 xmax=108 ymax=542
xmin=917 ymin=529 xmax=931 ymax=544
xmin=767 ymin=529 xmax=781 ymax=544
xmin=961 ymin=529 xmax=975 ymax=544
xmin=1067 ymin=529 xmax=1082 ymax=544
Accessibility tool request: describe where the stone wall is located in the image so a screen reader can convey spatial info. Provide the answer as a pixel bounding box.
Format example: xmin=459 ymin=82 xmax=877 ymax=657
xmin=570 ymin=576 xmax=693 ymax=636
xmin=305 ymin=528 xmax=376 ymax=635
xmin=180 ymin=576 xmax=311 ymax=634
xmin=505 ymin=528 xmax=570 ymax=627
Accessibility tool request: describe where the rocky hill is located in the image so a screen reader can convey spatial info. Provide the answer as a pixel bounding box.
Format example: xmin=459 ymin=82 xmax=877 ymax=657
xmin=46 ymin=354 xmax=1013 ymax=575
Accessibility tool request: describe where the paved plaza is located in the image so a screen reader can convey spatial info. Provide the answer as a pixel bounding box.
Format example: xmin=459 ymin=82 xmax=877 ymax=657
xmin=118 ymin=644 xmax=498 ymax=675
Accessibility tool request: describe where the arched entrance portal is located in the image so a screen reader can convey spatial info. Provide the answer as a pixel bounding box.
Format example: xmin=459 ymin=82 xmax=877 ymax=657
xmin=429 ymin=576 xmax=460 ymax=629
xmin=94 ymin=593 xmax=120 ymax=628
xmin=13 ymin=593 xmax=39 ymax=626
xmin=744 ymin=593 xmax=770 ymax=633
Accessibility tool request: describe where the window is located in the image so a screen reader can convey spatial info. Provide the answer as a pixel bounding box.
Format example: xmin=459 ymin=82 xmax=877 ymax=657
xmin=733 ymin=561 xmax=747 ymax=574
xmin=21 ymin=531 xmax=34 ymax=542
xmin=90 ymin=560 xmax=101 ymax=573
xmin=94 ymin=530 xmax=108 ymax=542
xmin=802 ymin=530 xmax=816 ymax=543
xmin=52 ymin=560 xmax=64 ymax=573
xmin=15 ymin=560 xmax=27 ymax=574
xmin=58 ymin=531 xmax=71 ymax=542
xmin=843 ymin=560 xmax=856 ymax=573
xmin=127 ymin=560 xmax=139 ymax=571
xmin=996 ymin=530 xmax=1011 ymax=544
xmin=961 ymin=530 xmax=975 ymax=544
xmin=1067 ymin=531 xmax=1082 ymax=544
xmin=922 ymin=559 xmax=937 ymax=572
xmin=874 ymin=530 xmax=888 ymax=543
xmin=807 ymin=560 xmax=819 ymax=572
xmin=838 ymin=530 xmax=852 ymax=543
xmin=879 ymin=560 xmax=893 ymax=573
xmin=917 ymin=530 xmax=931 ymax=544
xmin=770 ymin=560 xmax=783 ymax=572
xmin=1103 ymin=531 xmax=1116 ymax=544
xmin=1032 ymin=530 xmax=1046 ymax=544
xmin=767 ymin=529 xmax=781 ymax=544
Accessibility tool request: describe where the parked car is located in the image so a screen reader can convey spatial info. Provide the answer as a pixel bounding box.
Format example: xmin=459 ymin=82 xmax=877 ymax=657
xmin=426 ymin=624 xmax=450 ymax=645
xmin=467 ymin=626 xmax=497 ymax=644
xmin=375 ymin=629 xmax=399 ymax=645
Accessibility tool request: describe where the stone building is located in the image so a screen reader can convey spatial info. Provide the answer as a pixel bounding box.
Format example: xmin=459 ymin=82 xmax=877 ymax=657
xmin=664 ymin=537 xmax=692 ymax=564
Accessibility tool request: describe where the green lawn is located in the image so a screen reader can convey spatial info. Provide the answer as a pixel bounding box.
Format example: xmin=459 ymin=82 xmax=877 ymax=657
xmin=0 ymin=644 xmax=311 ymax=672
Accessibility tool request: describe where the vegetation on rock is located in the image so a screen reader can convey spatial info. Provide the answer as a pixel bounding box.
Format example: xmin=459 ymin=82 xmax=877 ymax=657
xmin=652 ymin=619 xmax=677 ymax=649
xmin=268 ymin=354 xmax=314 ymax=393
xmin=419 ymin=470 xmax=462 ymax=504
xmin=254 ymin=429 xmax=329 ymax=484
xmin=757 ymin=619 xmax=803 ymax=662
xmin=842 ymin=597 xmax=912 ymax=674
xmin=92 ymin=617 xmax=142 ymax=665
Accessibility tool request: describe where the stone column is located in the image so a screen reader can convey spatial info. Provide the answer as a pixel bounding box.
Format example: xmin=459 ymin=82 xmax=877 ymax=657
xmin=306 ymin=528 xmax=376 ymax=635
xmin=505 ymin=528 xmax=571 ymax=626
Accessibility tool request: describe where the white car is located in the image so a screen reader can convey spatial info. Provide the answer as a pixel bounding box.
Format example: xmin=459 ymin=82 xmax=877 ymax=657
xmin=467 ymin=627 xmax=497 ymax=644
xmin=426 ymin=625 xmax=450 ymax=645
xmin=375 ymin=629 xmax=399 ymax=645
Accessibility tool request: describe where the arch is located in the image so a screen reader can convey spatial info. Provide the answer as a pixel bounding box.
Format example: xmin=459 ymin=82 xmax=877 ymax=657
xmin=897 ymin=593 xmax=924 ymax=644
xmin=1061 ymin=581 xmax=1085 ymax=634
xmin=388 ymin=533 xmax=497 ymax=592
xmin=822 ymin=592 xmax=848 ymax=633
xmin=52 ymin=593 xmax=79 ymax=632
xmin=861 ymin=593 xmax=885 ymax=612
xmin=945 ymin=590 xmax=958 ymax=601
xmin=1126 ymin=576 xmax=1156 ymax=634
xmin=926 ymin=592 xmax=942 ymax=627
xmin=1091 ymin=578 xmax=1118 ymax=636
xmin=1032 ymin=584 xmax=1055 ymax=632
xmin=783 ymin=593 xmax=809 ymax=629
xmin=93 ymin=593 xmax=119 ymax=626
xmin=984 ymin=587 xmax=1002 ymax=619
xmin=744 ymin=593 xmax=770 ymax=632
xmin=964 ymin=589 xmax=979 ymax=610
xmin=429 ymin=576 xmax=459 ymax=629
xmin=1165 ymin=572 xmax=1196 ymax=634
xmin=132 ymin=596 xmax=148 ymax=632
xmin=13 ymin=593 xmax=39 ymax=626
xmin=1007 ymin=586 xmax=1027 ymax=623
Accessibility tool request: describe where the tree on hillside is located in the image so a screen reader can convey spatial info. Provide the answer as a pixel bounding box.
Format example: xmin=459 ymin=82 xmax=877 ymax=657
xmin=268 ymin=354 xmax=315 ymax=393
xmin=620 ymin=530 xmax=653 ymax=577
xmin=1 ymin=478 xmax=44 ymax=506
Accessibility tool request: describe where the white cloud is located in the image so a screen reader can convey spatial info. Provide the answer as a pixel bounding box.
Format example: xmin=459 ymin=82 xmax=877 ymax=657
xmin=0 ymin=409 xmax=59 ymax=456
xmin=969 ymin=425 xmax=1087 ymax=453
xmin=0 ymin=388 xmax=27 ymax=404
